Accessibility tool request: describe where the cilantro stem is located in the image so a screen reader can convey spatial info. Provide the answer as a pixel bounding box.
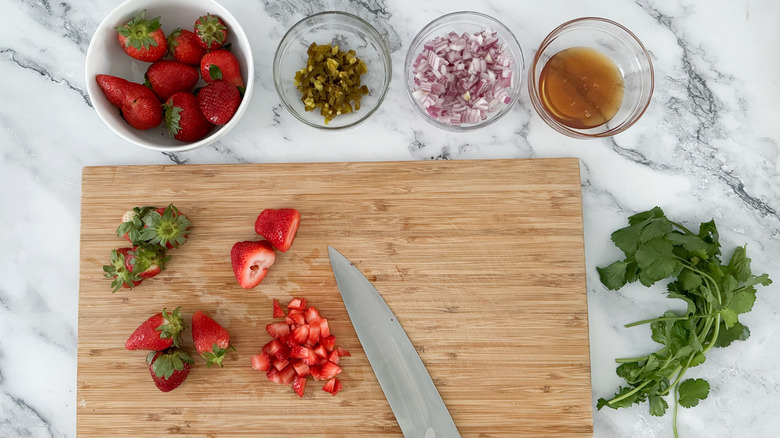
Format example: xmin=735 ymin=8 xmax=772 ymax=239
xmin=673 ymin=382 xmax=681 ymax=438
xmin=605 ymin=380 xmax=651 ymax=406
xmin=670 ymin=220 xmax=693 ymax=235
xmin=624 ymin=315 xmax=687 ymax=327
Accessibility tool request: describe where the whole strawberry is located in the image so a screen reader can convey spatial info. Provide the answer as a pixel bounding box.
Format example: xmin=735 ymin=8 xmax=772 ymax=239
xmin=95 ymin=75 xmax=162 ymax=130
xmin=95 ymin=74 xmax=128 ymax=107
xmin=126 ymin=307 xmax=186 ymax=351
xmin=167 ymin=28 xmax=206 ymax=66
xmin=192 ymin=310 xmax=234 ymax=367
xmin=198 ymin=80 xmax=241 ymax=125
xmin=116 ymin=10 xmax=167 ymax=62
xmin=164 ymin=92 xmax=214 ymax=142
xmin=103 ymin=247 xmax=143 ymax=292
xmin=147 ymin=348 xmax=194 ymax=392
xmin=124 ymin=245 xmax=170 ymax=279
xmin=145 ymin=60 xmax=199 ymax=101
xmin=194 ymin=14 xmax=228 ymax=50
xmin=200 ymin=49 xmax=244 ymax=88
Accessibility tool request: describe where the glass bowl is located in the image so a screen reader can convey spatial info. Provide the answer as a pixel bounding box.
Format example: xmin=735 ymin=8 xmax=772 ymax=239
xmin=527 ymin=17 xmax=654 ymax=139
xmin=273 ymin=11 xmax=392 ymax=130
xmin=404 ymin=11 xmax=525 ymax=132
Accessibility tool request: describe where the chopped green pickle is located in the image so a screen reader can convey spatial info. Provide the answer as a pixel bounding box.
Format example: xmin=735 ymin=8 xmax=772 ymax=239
xmin=294 ymin=42 xmax=369 ymax=124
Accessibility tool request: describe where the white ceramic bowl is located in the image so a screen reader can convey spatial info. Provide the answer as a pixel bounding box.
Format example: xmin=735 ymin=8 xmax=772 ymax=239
xmin=85 ymin=0 xmax=254 ymax=152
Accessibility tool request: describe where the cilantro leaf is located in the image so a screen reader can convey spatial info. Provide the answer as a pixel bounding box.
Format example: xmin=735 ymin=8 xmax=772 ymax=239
xmin=725 ymin=246 xmax=751 ymax=282
xmin=678 ymin=378 xmax=709 ymax=408
xmin=726 ymin=289 xmax=757 ymax=315
xmin=597 ymin=260 xmax=629 ymax=291
xmin=714 ymin=321 xmax=751 ymax=348
xmin=635 ymin=238 xmax=680 ymax=284
xmin=649 ymin=395 xmax=669 ymax=416
xmin=666 ymin=232 xmax=716 ymax=256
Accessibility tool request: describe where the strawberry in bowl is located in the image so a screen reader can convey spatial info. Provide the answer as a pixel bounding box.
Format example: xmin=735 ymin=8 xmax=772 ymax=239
xmin=85 ymin=0 xmax=254 ymax=152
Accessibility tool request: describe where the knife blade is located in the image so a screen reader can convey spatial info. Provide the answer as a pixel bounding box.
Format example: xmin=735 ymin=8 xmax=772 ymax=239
xmin=328 ymin=246 xmax=460 ymax=438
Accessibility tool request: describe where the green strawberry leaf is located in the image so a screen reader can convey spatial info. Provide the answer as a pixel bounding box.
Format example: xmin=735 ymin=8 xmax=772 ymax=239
xmin=209 ymin=64 xmax=223 ymax=81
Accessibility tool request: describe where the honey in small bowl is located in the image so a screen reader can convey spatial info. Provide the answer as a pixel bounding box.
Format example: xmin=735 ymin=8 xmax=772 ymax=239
xmin=539 ymin=47 xmax=624 ymax=129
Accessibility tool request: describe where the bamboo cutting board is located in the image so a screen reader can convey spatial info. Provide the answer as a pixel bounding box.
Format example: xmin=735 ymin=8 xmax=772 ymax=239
xmin=77 ymin=159 xmax=592 ymax=437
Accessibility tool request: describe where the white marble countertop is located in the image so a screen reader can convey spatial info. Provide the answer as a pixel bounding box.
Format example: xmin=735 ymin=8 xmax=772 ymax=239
xmin=2 ymin=0 xmax=778 ymax=437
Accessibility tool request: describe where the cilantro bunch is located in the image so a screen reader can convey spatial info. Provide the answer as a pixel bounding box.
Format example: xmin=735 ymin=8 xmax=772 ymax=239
xmin=596 ymin=207 xmax=772 ymax=437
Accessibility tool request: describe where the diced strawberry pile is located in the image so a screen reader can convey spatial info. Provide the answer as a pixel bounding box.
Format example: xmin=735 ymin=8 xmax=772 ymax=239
xmin=251 ymin=297 xmax=350 ymax=397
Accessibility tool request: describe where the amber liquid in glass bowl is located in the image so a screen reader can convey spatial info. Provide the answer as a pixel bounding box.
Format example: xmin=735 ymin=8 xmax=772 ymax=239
xmin=539 ymin=47 xmax=624 ymax=129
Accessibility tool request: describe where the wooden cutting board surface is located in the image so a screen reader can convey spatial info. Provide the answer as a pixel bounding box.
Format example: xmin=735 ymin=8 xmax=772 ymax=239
xmin=77 ymin=159 xmax=592 ymax=437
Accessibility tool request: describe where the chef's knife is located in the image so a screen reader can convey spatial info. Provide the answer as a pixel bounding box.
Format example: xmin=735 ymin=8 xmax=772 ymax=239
xmin=328 ymin=246 xmax=461 ymax=438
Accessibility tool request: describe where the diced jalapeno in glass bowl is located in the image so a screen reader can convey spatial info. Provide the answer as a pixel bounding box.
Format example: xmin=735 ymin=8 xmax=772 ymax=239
xmin=273 ymin=11 xmax=391 ymax=130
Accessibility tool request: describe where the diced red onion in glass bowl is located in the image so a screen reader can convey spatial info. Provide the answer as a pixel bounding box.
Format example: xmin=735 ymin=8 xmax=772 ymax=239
xmin=411 ymin=29 xmax=515 ymax=126
xmin=404 ymin=12 xmax=524 ymax=131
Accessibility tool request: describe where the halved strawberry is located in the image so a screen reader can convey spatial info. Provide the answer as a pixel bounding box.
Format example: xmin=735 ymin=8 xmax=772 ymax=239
xmin=266 ymin=322 xmax=290 ymax=339
xmin=292 ymin=374 xmax=307 ymax=397
xmin=192 ymin=310 xmax=234 ymax=367
xmin=125 ymin=307 xmax=186 ymax=350
xmin=254 ymin=208 xmax=301 ymax=252
xmin=322 ymin=377 xmax=343 ymax=395
xmin=272 ymin=298 xmax=285 ymax=318
xmin=103 ymin=247 xmax=142 ymax=292
xmin=139 ymin=204 xmax=191 ymax=249
xmin=251 ymin=352 xmax=271 ymax=372
xmin=230 ymin=240 xmax=275 ymax=289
